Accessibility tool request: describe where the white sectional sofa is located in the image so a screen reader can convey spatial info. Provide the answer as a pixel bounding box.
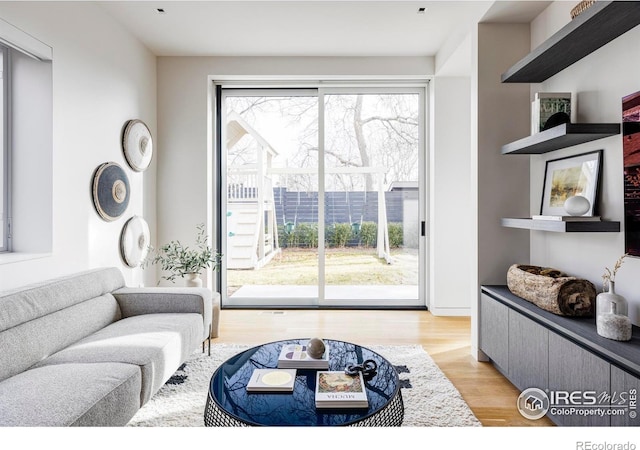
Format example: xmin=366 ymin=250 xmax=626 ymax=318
xmin=0 ymin=267 xmax=216 ymax=426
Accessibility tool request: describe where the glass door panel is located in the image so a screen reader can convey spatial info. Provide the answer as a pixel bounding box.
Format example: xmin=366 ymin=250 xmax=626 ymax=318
xmin=322 ymin=92 xmax=422 ymax=306
xmin=222 ymin=91 xmax=319 ymax=306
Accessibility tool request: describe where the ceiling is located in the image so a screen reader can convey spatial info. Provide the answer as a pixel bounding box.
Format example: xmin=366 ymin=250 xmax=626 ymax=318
xmin=98 ymin=1 xmax=552 ymax=60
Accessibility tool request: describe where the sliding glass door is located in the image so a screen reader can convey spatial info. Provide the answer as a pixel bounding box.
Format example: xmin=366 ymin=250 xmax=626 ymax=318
xmin=322 ymin=90 xmax=422 ymax=306
xmin=219 ymin=85 xmax=425 ymax=308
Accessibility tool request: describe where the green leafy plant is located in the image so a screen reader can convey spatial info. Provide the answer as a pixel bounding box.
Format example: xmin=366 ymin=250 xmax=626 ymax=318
xmin=294 ymin=223 xmax=319 ymax=248
xmin=388 ymin=223 xmax=404 ymax=248
xmin=143 ymin=223 xmax=222 ymax=284
xmin=359 ymin=222 xmax=377 ymax=247
xmin=279 ymin=224 xmax=299 ymax=248
xmin=327 ymin=223 xmax=353 ymax=248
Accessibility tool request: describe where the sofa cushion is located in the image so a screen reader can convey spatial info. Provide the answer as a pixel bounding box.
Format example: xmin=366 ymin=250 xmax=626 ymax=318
xmin=0 ymin=294 xmax=121 ymax=382
xmin=0 ymin=268 xmax=126 ymax=382
xmin=35 ymin=313 xmax=204 ymax=405
xmin=114 ymin=286 xmax=214 ymax=340
xmin=0 ymin=267 xmax=125 ymax=332
xmin=0 ymin=362 xmax=141 ymax=427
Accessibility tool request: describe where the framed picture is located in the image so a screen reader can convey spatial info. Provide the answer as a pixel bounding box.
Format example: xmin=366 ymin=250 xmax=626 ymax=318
xmin=540 ymin=150 xmax=602 ymax=216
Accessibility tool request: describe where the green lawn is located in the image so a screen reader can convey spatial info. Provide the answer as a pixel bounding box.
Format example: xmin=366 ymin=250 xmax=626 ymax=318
xmin=227 ymin=247 xmax=417 ymax=294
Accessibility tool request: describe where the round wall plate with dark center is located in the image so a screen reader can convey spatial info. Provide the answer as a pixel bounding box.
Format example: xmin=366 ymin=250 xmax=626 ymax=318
xmin=120 ymin=215 xmax=150 ymax=267
xmin=122 ymin=119 xmax=153 ymax=172
xmin=92 ymin=162 xmax=130 ymax=221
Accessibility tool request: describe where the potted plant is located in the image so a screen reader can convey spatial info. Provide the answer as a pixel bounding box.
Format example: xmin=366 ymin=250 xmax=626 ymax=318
xmin=143 ymin=223 xmax=222 ymax=286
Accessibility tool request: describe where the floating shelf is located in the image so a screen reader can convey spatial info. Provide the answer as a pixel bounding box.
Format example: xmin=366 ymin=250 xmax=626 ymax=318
xmin=501 ymin=1 xmax=640 ymax=83
xmin=501 ymin=123 xmax=621 ymax=155
xmin=501 ymin=218 xmax=620 ymax=233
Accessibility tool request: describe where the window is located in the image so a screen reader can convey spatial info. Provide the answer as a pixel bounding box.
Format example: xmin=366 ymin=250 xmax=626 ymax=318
xmin=0 ymin=18 xmax=53 ymax=258
xmin=0 ymin=44 xmax=7 ymax=252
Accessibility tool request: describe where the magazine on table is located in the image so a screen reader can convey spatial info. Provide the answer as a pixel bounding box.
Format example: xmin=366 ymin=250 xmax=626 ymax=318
xmin=246 ymin=368 xmax=297 ymax=392
xmin=315 ymin=371 xmax=368 ymax=408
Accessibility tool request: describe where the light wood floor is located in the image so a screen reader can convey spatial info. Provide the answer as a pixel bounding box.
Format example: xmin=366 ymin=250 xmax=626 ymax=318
xmin=214 ymin=308 xmax=554 ymax=427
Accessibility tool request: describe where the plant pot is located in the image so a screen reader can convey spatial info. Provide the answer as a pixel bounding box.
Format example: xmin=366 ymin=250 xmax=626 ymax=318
xmin=185 ymin=273 xmax=202 ymax=288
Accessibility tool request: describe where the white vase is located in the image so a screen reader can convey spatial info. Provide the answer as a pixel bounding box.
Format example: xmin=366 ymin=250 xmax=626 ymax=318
xmin=185 ymin=273 xmax=202 ymax=287
xmin=596 ymin=281 xmax=632 ymax=341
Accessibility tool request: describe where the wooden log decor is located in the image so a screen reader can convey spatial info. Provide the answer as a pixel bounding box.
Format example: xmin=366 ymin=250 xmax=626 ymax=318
xmin=506 ymin=264 xmax=595 ymax=317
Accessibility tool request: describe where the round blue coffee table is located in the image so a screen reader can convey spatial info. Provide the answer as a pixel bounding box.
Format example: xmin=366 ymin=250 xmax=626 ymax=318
xmin=204 ymin=338 xmax=404 ymax=426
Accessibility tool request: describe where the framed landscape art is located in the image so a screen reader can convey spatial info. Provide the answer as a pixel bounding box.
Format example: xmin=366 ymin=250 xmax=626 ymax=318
xmin=540 ymin=150 xmax=602 ymax=216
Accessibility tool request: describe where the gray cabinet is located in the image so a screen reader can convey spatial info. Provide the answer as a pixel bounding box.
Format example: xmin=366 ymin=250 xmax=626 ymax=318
xmin=480 ymin=285 xmax=640 ymax=427
xmin=548 ymin=332 xmax=611 ymax=426
xmin=611 ymin=366 xmax=640 ymax=427
xmin=480 ymin=293 xmax=508 ymax=372
xmin=508 ymin=311 xmax=548 ymax=392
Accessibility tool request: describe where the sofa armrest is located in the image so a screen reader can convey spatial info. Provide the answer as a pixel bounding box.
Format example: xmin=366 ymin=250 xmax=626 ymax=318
xmin=112 ymin=287 xmax=220 ymax=339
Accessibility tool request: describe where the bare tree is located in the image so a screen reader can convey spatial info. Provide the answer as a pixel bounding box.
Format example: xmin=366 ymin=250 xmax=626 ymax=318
xmin=225 ymin=93 xmax=419 ymax=193
xmin=321 ymin=93 xmax=419 ymax=191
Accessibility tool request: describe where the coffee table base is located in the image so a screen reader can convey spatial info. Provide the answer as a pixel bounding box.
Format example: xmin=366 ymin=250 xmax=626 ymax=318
xmin=204 ymin=389 xmax=404 ymax=427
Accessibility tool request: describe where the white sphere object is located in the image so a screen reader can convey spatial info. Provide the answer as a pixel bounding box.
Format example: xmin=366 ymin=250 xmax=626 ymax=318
xmin=564 ymin=195 xmax=591 ymax=216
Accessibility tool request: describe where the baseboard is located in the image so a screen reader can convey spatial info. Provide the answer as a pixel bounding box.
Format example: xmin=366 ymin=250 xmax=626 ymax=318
xmin=428 ymin=306 xmax=471 ymax=316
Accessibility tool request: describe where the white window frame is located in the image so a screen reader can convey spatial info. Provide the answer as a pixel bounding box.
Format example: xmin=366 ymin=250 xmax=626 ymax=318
xmin=0 ymin=18 xmax=53 ymax=261
xmin=217 ymin=80 xmax=428 ymax=308
xmin=0 ymin=44 xmax=8 ymax=253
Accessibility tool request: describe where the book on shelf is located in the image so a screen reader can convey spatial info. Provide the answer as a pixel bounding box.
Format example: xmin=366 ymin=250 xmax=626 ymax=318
xmin=531 ymin=215 xmax=601 ymax=222
xmin=315 ymin=371 xmax=368 ymax=409
xmin=277 ymin=343 xmax=330 ymax=369
xmin=531 ymin=92 xmax=575 ymax=134
xmin=246 ymin=368 xmax=297 ymax=392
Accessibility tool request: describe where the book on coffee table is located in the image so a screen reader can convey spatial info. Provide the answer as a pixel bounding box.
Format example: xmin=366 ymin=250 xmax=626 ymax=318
xmin=315 ymin=371 xmax=368 ymax=408
xmin=277 ymin=343 xmax=329 ymax=369
xmin=246 ymin=368 xmax=297 ymax=392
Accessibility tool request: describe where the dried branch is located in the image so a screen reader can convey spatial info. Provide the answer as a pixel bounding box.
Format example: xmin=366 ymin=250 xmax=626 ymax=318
xmin=601 ymin=253 xmax=629 ymax=289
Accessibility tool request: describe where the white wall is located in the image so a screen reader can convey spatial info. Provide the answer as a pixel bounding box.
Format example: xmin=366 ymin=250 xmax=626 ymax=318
xmin=529 ymin=2 xmax=640 ymax=324
xmin=0 ymin=2 xmax=157 ymax=290
xmin=157 ymin=56 xmax=435 ymax=288
xmin=472 ymin=23 xmax=531 ymax=357
xmin=156 ymin=55 xmax=472 ymax=312
xmin=429 ymin=76 xmax=473 ymax=315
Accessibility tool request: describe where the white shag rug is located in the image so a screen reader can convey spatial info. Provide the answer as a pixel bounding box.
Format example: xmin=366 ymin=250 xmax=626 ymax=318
xmin=127 ymin=343 xmax=481 ymax=427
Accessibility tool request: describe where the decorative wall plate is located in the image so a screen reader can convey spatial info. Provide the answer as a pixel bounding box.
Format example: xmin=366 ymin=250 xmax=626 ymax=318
xmin=122 ymin=119 xmax=153 ymax=172
xmin=92 ymin=162 xmax=130 ymax=221
xmin=120 ymin=215 xmax=150 ymax=268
